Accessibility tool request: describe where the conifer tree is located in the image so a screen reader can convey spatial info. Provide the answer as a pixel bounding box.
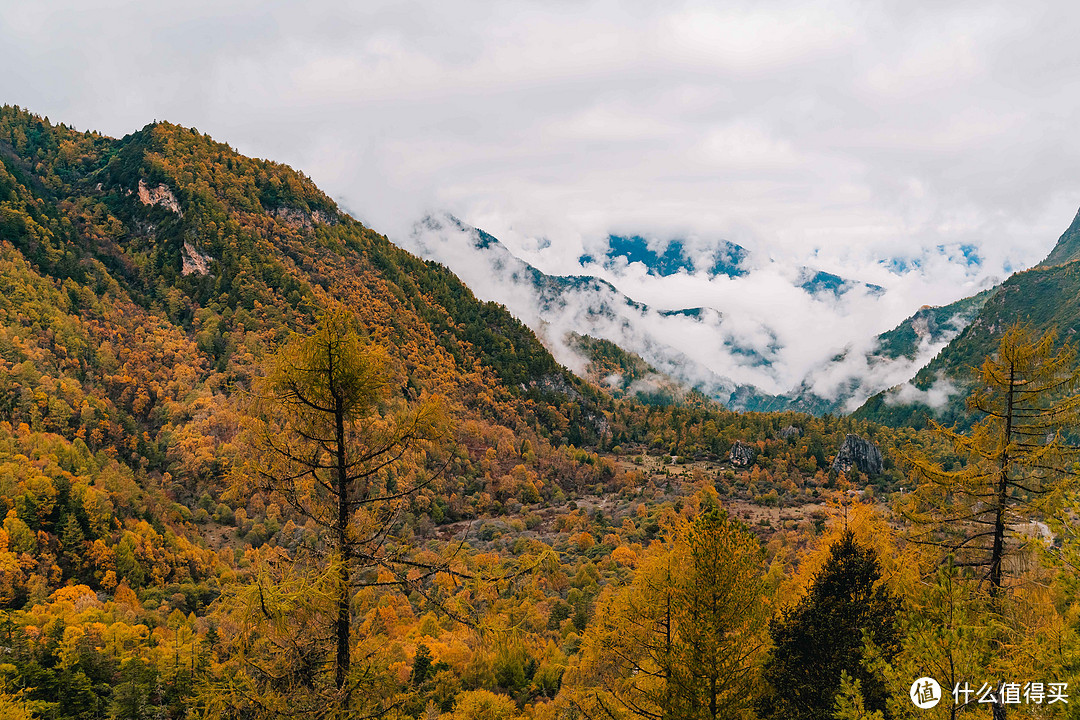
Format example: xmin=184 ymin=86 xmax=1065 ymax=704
xmin=242 ymin=310 xmax=447 ymax=711
xmin=758 ymin=530 xmax=900 ymax=720
xmin=567 ymin=499 xmax=768 ymax=720
xmin=903 ymin=323 xmax=1080 ymax=596
xmin=872 ymin=557 xmax=1002 ymax=720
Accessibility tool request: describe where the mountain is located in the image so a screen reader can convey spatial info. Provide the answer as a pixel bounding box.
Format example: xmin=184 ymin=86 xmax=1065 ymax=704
xmin=1037 ymin=207 xmax=1080 ymax=267
xmin=731 ymin=289 xmax=989 ymax=415
xmin=0 ymin=105 xmax=940 ymax=719
xmin=0 ymin=112 xmax=615 ymax=437
xmin=871 ymin=289 xmax=994 ymax=361
xmin=798 ymin=269 xmax=884 ymax=298
xmin=403 ymin=212 xmax=752 ymax=402
xmin=402 ymin=213 xmax=975 ymax=415
xmin=581 ymin=234 xmax=750 ymax=278
xmin=589 ymin=233 xmax=884 ymax=298
xmin=0 ymin=105 xmax=630 ymax=584
xmin=855 ymin=210 xmax=1080 ymax=427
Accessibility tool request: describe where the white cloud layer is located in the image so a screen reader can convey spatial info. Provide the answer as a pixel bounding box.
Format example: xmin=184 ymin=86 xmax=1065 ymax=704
xmin=405 ymin=213 xmax=977 ymax=408
xmin=4 ymin=0 xmax=1080 ymax=402
xmin=886 ymin=376 xmax=960 ymax=410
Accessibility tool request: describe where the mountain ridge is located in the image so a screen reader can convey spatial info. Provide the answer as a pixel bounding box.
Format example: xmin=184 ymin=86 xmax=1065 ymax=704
xmin=855 ymin=208 xmax=1080 ymax=427
xmin=1037 ymin=206 xmax=1080 ymax=268
xmin=403 ymin=212 xmax=988 ymax=416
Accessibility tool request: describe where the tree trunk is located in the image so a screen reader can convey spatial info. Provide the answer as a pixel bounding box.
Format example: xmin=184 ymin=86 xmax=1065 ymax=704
xmin=664 ymin=563 xmax=672 ymax=720
xmin=989 ymin=363 xmax=1014 ymax=597
xmin=332 ymin=348 xmax=351 ymax=694
xmin=709 ymin=573 xmax=718 ymax=720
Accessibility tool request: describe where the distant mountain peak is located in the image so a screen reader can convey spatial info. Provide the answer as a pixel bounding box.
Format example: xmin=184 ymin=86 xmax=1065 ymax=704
xmin=400 ymin=212 xmax=958 ymax=415
xmin=1037 ymin=204 xmax=1080 ymax=268
xmin=581 ymin=234 xmax=750 ymax=279
xmin=798 ymin=269 xmax=884 ymax=298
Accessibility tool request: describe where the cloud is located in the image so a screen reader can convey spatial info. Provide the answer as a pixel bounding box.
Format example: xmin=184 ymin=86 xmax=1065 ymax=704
xmin=885 ymin=376 xmax=960 ymax=410
xmin=406 ymin=213 xmax=981 ymax=408
xmin=404 ymin=214 xmax=771 ymax=395
xmin=4 ymin=0 xmax=1080 ymax=395
xmin=802 ymin=311 xmax=969 ymax=412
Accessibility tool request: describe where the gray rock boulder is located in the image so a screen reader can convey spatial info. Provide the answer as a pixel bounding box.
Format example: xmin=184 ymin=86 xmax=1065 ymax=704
xmin=831 ymin=434 xmax=883 ymax=475
xmin=729 ymin=440 xmax=755 ymax=467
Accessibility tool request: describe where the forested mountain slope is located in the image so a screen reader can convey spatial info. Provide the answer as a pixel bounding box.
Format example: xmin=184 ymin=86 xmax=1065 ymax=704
xmin=0 ymin=107 xmax=919 ymax=719
xmin=856 ymin=210 xmax=1080 ymax=427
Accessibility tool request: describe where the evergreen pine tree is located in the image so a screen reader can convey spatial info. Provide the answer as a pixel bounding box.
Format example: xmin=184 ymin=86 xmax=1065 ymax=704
xmin=210 ymin=310 xmax=449 ymax=717
xmin=412 ymin=644 xmax=434 ymax=686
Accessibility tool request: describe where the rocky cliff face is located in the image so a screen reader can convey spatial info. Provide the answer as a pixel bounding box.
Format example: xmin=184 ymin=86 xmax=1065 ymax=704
xmin=272 ymin=206 xmax=338 ymax=231
xmin=831 ymin=434 xmax=883 ymax=475
xmin=137 ymin=178 xmax=183 ymax=215
xmin=729 ymin=440 xmax=755 ymax=467
xmin=520 ymin=373 xmax=582 ymax=400
xmin=779 ymin=425 xmax=801 ymax=439
xmin=181 ymin=241 xmax=213 ymax=276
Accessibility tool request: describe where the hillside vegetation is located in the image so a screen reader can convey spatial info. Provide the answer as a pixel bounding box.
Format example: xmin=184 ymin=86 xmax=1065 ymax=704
xmin=0 ymin=107 xmax=1076 ymax=720
xmin=856 ymin=259 xmax=1080 ymax=428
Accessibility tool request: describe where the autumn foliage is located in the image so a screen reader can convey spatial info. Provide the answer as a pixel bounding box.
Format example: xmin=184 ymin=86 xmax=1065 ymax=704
xmin=1 ymin=106 xmax=1079 ymax=720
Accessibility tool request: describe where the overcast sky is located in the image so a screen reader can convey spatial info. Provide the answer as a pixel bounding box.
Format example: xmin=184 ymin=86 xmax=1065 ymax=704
xmin=5 ymin=0 xmax=1080 ymax=394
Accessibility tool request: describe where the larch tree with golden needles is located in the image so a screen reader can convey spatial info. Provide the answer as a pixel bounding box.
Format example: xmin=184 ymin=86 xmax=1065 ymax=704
xmin=242 ymin=310 xmax=447 ymax=712
xmin=565 ymin=500 xmax=768 ymax=720
xmin=904 ymin=322 xmax=1080 ymax=597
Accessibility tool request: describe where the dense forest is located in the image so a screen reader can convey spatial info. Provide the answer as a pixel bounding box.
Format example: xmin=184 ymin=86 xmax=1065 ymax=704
xmin=0 ymin=106 xmax=1077 ymax=719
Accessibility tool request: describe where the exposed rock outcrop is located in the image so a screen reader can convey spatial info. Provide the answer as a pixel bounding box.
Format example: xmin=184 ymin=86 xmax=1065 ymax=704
xmin=312 ymin=209 xmax=337 ymax=226
xmin=779 ymin=425 xmax=801 ymax=439
xmin=831 ymin=434 xmax=883 ymax=475
xmin=729 ymin=440 xmax=755 ymax=467
xmin=137 ymin=179 xmax=182 ymax=215
xmin=273 ymin=206 xmax=338 ymax=231
xmin=181 ymin=241 xmax=212 ymax=276
xmin=520 ymin=373 xmax=582 ymax=400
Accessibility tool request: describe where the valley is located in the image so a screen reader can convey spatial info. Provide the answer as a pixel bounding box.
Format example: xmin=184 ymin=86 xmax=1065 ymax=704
xmin=0 ymin=106 xmax=1075 ymax=720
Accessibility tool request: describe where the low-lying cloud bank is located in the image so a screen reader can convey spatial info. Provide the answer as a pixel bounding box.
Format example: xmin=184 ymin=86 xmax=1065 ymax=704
xmin=885 ymin=376 xmax=960 ymax=410
xmin=398 ymin=213 xmax=987 ymax=411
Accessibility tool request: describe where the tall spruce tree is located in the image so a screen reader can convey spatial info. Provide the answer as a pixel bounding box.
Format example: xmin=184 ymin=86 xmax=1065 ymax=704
xmin=903 ymin=323 xmax=1080 ymax=596
xmin=758 ymin=530 xmax=900 ymax=720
